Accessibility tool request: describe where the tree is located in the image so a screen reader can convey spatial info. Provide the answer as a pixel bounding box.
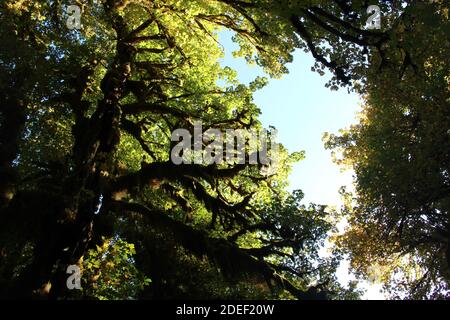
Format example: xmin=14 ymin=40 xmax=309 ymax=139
xmin=324 ymin=1 xmax=449 ymax=299
xmin=1 ymin=0 xmax=441 ymax=300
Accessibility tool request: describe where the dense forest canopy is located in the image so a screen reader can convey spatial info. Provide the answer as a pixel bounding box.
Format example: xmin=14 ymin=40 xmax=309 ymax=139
xmin=0 ymin=0 xmax=448 ymax=300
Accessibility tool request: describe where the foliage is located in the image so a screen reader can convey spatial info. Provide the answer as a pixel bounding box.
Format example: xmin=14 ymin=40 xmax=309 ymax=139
xmin=324 ymin=1 xmax=450 ymax=299
xmin=82 ymin=237 xmax=151 ymax=300
xmin=0 ymin=0 xmax=447 ymax=300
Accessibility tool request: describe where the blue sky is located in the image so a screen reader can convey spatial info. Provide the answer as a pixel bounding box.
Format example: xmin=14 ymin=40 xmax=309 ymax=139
xmin=219 ymin=31 xmax=385 ymax=299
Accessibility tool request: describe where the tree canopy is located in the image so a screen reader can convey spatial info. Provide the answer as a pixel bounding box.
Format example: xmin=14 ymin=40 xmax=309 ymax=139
xmin=0 ymin=0 xmax=448 ymax=300
xmin=324 ymin=0 xmax=449 ymax=299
